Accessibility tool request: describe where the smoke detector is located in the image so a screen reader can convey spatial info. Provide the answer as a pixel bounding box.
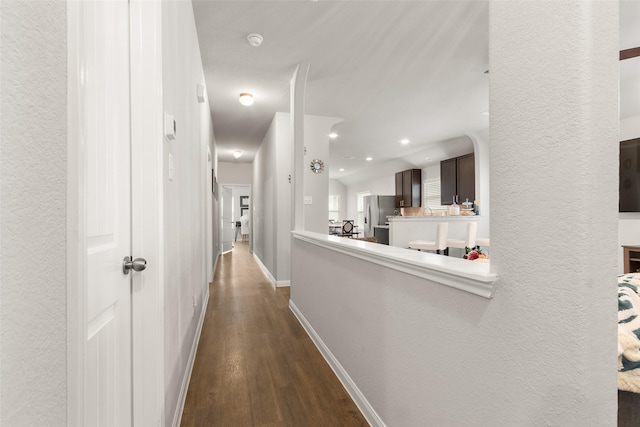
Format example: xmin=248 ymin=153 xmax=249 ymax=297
xmin=247 ymin=33 xmax=263 ymax=47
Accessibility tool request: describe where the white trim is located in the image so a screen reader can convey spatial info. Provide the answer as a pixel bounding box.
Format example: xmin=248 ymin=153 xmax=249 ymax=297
xmin=289 ymin=301 xmax=386 ymax=427
xmin=253 ymin=253 xmax=276 ymax=288
xmin=66 ymin=2 xmax=84 ymax=423
xmin=292 ymin=230 xmax=496 ymax=298
xmin=252 ymin=253 xmax=289 ymax=287
xmin=129 ymin=1 xmax=165 ymax=424
xmin=212 ymin=252 xmax=220 ymax=281
xmin=172 ymin=288 xmax=209 ymax=427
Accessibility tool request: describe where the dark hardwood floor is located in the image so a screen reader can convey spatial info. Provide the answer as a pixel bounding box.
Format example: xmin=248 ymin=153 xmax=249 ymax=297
xmin=180 ymin=241 xmax=368 ymax=427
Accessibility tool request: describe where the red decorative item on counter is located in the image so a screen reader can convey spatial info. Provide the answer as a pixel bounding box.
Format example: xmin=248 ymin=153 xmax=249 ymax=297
xmin=464 ymin=247 xmax=487 ymax=260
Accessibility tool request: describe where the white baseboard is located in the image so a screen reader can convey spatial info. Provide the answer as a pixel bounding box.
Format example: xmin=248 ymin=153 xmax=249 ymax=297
xmin=212 ymin=252 xmax=219 ymax=282
xmin=172 ymin=286 xmax=210 ymax=427
xmin=288 ymin=301 xmax=386 ymax=427
xmin=253 ymin=254 xmax=291 ymax=288
xmin=253 ymin=253 xmax=276 ymax=288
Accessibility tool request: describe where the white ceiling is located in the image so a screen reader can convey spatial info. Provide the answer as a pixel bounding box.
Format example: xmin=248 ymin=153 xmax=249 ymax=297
xmin=193 ymin=0 xmax=640 ymax=184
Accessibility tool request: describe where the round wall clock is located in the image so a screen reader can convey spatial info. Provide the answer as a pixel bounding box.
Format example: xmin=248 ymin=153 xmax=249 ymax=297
xmin=310 ymin=159 xmax=324 ymax=173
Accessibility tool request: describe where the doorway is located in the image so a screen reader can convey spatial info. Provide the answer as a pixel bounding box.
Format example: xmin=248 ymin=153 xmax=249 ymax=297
xmin=220 ymin=184 xmax=251 ymax=253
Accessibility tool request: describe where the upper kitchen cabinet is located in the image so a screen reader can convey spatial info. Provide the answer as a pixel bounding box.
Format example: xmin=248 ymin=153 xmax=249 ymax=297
xmin=395 ymin=169 xmax=422 ymax=208
xmin=441 ymin=153 xmax=475 ymax=205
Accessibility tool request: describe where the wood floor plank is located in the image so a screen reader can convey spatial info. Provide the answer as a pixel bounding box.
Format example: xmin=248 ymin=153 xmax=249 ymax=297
xmin=180 ymin=241 xmax=369 ymax=427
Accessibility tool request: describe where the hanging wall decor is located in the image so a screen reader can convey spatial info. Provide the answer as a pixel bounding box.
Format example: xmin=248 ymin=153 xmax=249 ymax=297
xmin=310 ymin=159 xmax=324 ymax=173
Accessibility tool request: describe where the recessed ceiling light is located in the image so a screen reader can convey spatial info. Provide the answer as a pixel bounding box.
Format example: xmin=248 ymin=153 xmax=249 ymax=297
xmin=239 ymin=92 xmax=254 ymax=106
xmin=339 ymin=168 xmax=345 ymax=172
xmin=365 ymin=157 xmax=373 ymax=161
xmin=329 ymin=132 xmax=338 ymax=139
xmin=233 ymin=150 xmax=243 ymax=159
xmin=401 ymin=139 xmax=410 ymax=144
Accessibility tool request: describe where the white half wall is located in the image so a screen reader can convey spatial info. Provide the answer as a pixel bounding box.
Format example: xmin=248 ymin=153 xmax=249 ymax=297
xmin=0 ymin=1 xmax=67 ymax=424
xmin=291 ymin=2 xmax=618 ymax=425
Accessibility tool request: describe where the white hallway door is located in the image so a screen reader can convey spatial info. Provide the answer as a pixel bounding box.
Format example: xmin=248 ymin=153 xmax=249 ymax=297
xmin=76 ymin=0 xmax=134 ymax=424
xmin=221 ymin=185 xmax=234 ymax=253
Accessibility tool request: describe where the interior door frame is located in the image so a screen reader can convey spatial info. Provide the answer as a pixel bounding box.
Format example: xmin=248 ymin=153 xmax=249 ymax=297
xmin=220 ymin=184 xmax=234 ymax=253
xmin=66 ymin=1 xmax=165 ymax=425
xmin=219 ymin=183 xmax=252 ymax=253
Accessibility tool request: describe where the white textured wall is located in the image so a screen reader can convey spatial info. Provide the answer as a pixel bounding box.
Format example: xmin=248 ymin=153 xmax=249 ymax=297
xmin=0 ymin=1 xmax=67 ymax=424
xmin=253 ymin=116 xmax=278 ymax=279
xmin=489 ymin=2 xmax=618 ymax=424
xmin=345 ymin=175 xmax=396 ymax=224
xmin=275 ymin=113 xmax=293 ymax=282
xmin=421 ymin=163 xmax=440 ymax=183
xmin=303 ymin=115 xmax=341 ymax=233
xmin=329 ymin=179 xmax=347 ymax=220
xmin=468 ymin=129 xmax=490 ymax=226
xmin=252 ymin=113 xmax=293 ymax=284
xmin=218 ymin=161 xmax=253 ymax=185
xmin=162 ymin=1 xmax=213 ymax=424
xmin=291 ymin=2 xmax=618 ymax=425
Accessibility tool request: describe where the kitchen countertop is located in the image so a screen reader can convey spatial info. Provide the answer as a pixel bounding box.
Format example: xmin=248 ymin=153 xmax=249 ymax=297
xmin=388 ymin=215 xmax=479 ymax=221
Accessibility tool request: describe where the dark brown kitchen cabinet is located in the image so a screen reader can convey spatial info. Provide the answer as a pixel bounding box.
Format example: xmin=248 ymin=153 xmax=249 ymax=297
xmin=441 ymin=153 xmax=475 ymax=205
xmin=395 ymin=169 xmax=422 ymax=208
xmin=440 ymin=158 xmax=457 ymax=206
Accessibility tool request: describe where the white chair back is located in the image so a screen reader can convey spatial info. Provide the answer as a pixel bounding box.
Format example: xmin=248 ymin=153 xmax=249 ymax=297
xmin=435 ymin=222 xmax=449 ymax=250
xmin=465 ymin=222 xmax=477 ymax=248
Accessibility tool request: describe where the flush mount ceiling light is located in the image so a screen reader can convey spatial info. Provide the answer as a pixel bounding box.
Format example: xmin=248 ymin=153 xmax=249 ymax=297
xmin=339 ymin=168 xmax=345 ymax=172
xmin=328 ymin=132 xmax=338 ymax=139
xmin=365 ymin=157 xmax=373 ymax=161
xmin=401 ymin=138 xmax=410 ymax=144
xmin=239 ymin=93 xmax=254 ymax=106
xmin=247 ymin=33 xmax=263 ymax=47
xmin=233 ymin=150 xmax=243 ymax=159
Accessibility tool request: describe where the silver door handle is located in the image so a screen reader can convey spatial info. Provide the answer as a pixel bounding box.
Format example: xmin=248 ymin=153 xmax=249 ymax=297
xmin=123 ymin=256 xmax=147 ymax=274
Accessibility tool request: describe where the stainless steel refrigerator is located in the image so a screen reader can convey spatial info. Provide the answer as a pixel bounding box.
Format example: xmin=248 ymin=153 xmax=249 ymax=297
xmin=363 ymin=195 xmax=395 ymax=238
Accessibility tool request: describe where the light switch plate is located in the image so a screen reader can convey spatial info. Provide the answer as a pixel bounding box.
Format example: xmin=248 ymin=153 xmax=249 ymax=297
xmin=164 ymin=113 xmax=176 ymax=140
xmin=196 ymin=84 xmax=205 ymax=103
xmin=304 ymin=196 xmax=312 ymax=205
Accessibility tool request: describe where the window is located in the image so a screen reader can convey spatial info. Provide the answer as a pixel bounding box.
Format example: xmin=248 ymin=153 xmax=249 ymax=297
xmin=328 ymin=194 xmax=340 ymax=222
xmin=356 ymin=191 xmax=370 ymax=227
xmin=423 ymin=179 xmax=444 ymax=210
